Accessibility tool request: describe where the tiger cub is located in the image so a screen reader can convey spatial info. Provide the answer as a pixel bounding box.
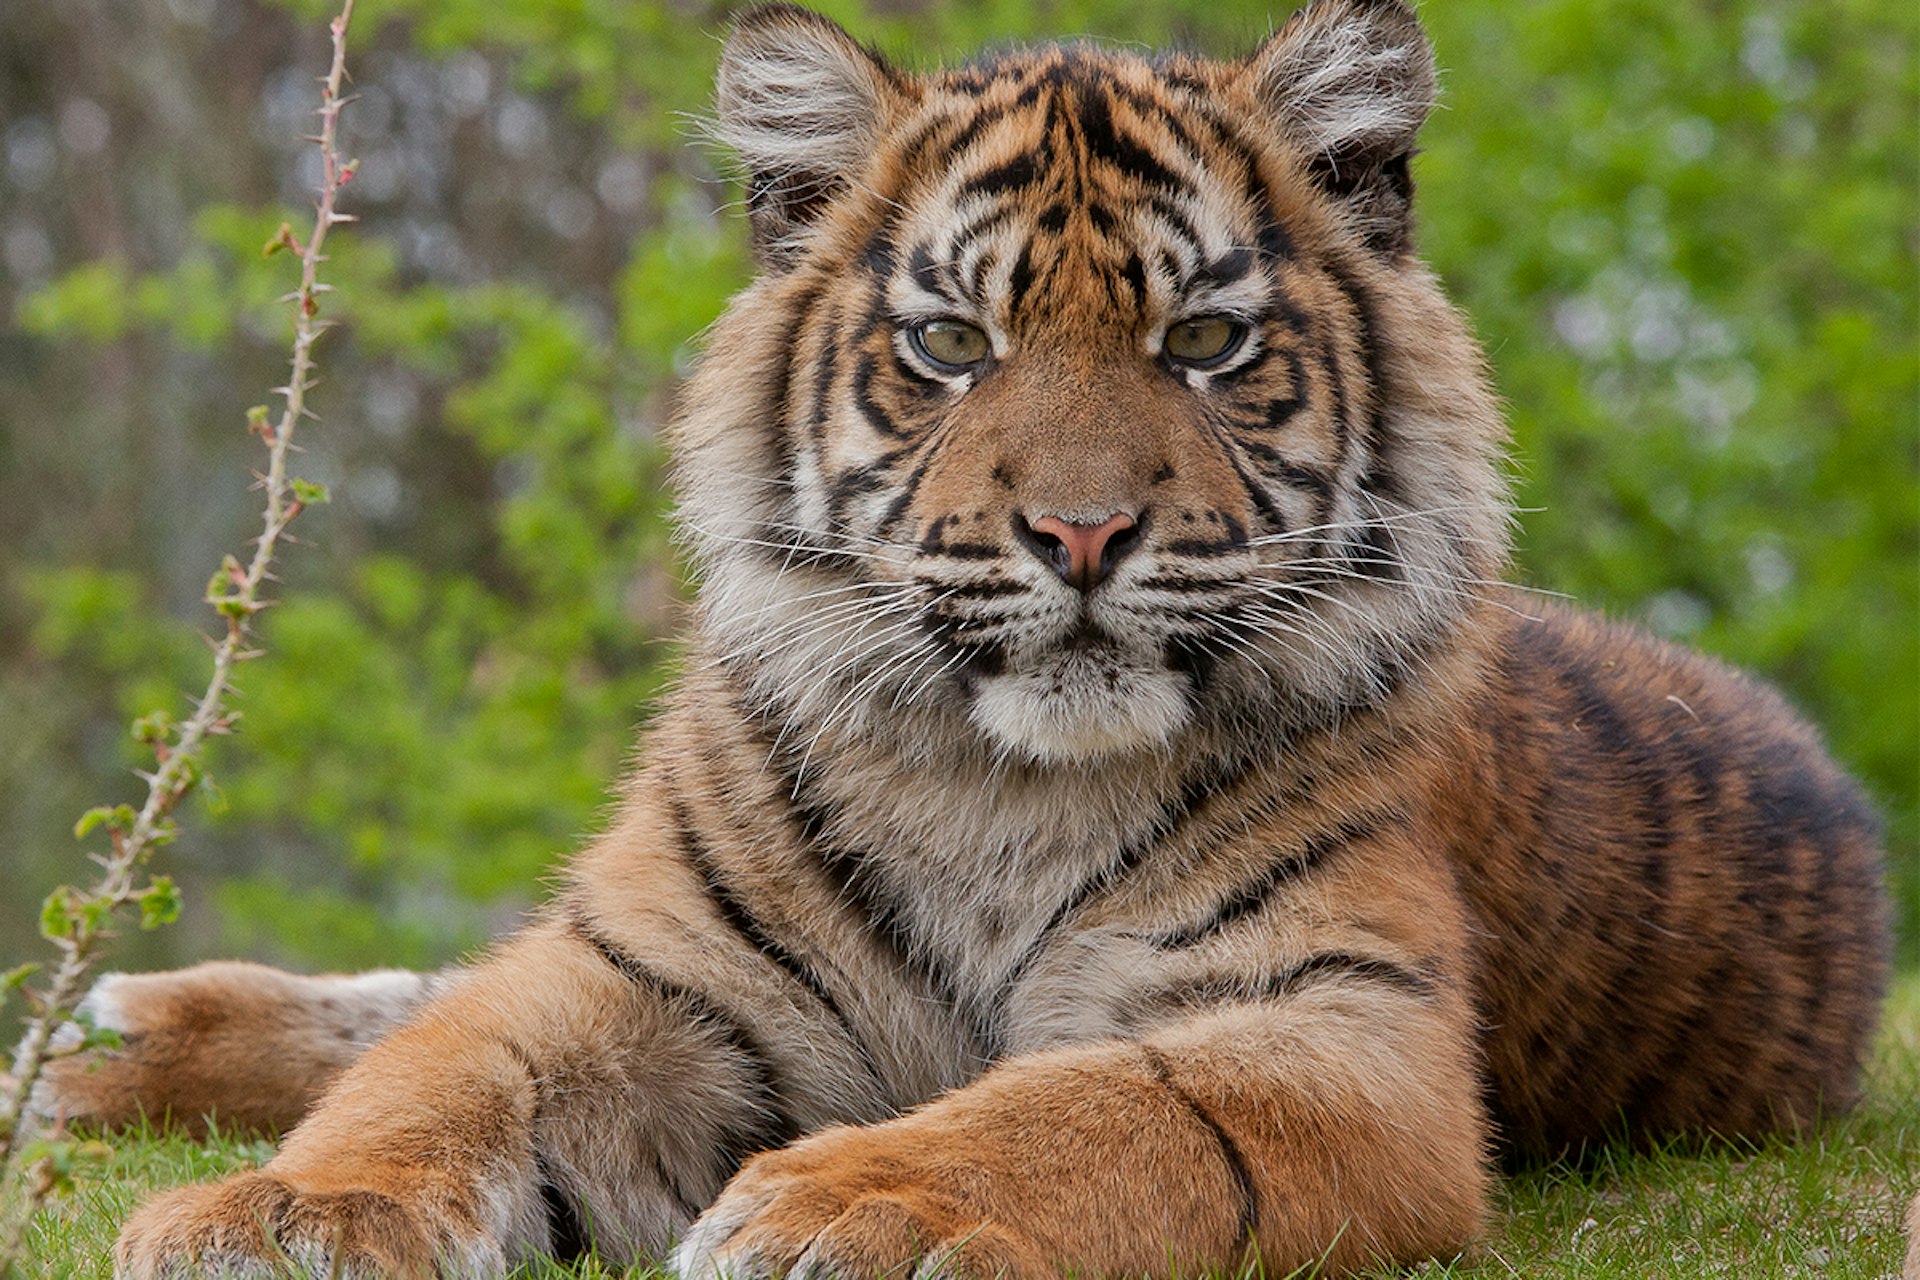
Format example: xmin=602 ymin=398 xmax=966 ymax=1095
xmin=54 ymin=2 xmax=1887 ymax=1276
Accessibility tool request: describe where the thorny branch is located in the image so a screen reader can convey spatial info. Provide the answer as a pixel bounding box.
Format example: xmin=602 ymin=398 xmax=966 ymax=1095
xmin=0 ymin=1 xmax=358 ymax=1266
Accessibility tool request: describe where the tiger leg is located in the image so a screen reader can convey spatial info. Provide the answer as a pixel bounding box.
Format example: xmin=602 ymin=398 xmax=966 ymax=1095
xmin=675 ymin=967 xmax=1488 ymax=1279
xmin=112 ymin=915 xmax=858 ymax=1278
xmin=34 ymin=961 xmax=438 ymax=1136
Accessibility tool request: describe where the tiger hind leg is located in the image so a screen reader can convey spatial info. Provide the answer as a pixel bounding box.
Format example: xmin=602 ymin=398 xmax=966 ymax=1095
xmin=31 ymin=961 xmax=440 ymax=1136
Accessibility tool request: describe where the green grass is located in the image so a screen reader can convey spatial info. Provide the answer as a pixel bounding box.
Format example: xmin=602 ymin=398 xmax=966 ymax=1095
xmin=25 ymin=973 xmax=1919 ymax=1279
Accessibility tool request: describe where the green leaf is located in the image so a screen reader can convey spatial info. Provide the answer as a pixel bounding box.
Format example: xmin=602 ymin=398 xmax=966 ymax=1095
xmin=137 ymin=877 xmax=183 ymax=931
xmin=68 ymin=1009 xmax=123 ymax=1052
xmin=291 ymin=478 xmax=332 ymax=505
xmin=74 ymin=802 xmax=139 ymax=841
xmin=72 ymin=807 xmax=113 ymax=841
xmin=38 ymin=889 xmax=77 ymax=942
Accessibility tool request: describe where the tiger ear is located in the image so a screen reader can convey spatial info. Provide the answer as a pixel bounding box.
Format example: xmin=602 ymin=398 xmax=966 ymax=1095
xmin=1244 ymin=0 xmax=1437 ymax=257
xmin=714 ymin=4 xmax=903 ymax=266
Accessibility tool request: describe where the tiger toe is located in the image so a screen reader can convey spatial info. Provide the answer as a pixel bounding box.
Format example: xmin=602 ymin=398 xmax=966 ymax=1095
xmin=114 ymin=1171 xmax=458 ymax=1280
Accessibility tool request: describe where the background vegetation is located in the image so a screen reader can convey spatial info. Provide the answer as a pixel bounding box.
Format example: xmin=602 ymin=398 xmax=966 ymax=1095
xmin=1 ymin=0 xmax=1914 ymax=1001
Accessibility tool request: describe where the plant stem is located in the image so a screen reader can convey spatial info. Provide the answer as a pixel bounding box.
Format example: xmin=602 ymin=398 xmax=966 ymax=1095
xmin=0 ymin=1 xmax=357 ymax=1265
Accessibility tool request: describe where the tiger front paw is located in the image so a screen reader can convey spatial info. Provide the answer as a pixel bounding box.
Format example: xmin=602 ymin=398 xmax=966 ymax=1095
xmin=114 ymin=1170 xmax=503 ymax=1280
xmin=671 ymin=1125 xmax=1052 ymax=1280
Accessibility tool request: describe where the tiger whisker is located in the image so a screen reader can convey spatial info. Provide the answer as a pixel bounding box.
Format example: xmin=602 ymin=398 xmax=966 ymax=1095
xmin=786 ymin=590 xmax=958 ymax=787
xmin=681 ymin=521 xmax=897 ymax=563
xmin=761 ymin=603 xmax=946 ymax=778
xmin=704 ymin=589 xmax=923 ymax=668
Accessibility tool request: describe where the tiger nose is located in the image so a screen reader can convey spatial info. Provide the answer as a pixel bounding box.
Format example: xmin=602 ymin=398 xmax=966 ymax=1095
xmin=1015 ymin=512 xmax=1141 ymax=594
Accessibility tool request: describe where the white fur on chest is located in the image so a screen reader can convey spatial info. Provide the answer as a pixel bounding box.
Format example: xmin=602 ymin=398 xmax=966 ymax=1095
xmin=806 ymin=741 xmax=1182 ymax=994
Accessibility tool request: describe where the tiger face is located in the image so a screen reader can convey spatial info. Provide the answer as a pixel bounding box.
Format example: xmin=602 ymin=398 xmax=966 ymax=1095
xmin=677 ymin=0 xmax=1511 ymax=766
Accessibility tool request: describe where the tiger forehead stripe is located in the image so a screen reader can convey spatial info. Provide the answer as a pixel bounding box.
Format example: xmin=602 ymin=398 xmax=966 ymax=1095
xmin=880 ymin=54 xmax=1278 ymax=303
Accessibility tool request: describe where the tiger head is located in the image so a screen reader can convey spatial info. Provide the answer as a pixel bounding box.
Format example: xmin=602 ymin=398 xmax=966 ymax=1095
xmin=674 ymin=0 xmax=1511 ymax=767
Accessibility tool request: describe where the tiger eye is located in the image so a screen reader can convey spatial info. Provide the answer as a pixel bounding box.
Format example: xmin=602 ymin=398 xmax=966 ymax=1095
xmin=1165 ymin=316 xmax=1246 ymax=366
xmin=913 ymin=320 xmax=991 ymax=370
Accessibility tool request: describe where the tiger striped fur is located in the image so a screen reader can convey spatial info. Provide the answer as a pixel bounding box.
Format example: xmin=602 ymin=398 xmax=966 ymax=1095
xmin=54 ymin=2 xmax=1888 ymax=1276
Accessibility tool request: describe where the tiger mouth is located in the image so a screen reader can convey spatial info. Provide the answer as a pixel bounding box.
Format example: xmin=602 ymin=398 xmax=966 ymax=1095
xmin=964 ymin=630 xmax=1195 ymax=763
xmin=1056 ymin=619 xmax=1120 ymax=655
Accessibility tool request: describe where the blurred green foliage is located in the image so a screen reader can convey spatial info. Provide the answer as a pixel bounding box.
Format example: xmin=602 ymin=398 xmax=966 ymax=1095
xmin=5 ymin=0 xmax=1915 ymax=972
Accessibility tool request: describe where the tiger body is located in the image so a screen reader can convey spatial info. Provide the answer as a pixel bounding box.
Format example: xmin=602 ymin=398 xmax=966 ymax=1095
xmin=64 ymin=3 xmax=1887 ymax=1276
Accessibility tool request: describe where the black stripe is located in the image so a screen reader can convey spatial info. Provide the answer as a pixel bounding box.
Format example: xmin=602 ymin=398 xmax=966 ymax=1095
xmin=744 ymin=526 xmax=865 ymax=578
xmin=749 ymin=741 xmax=995 ymax=1065
xmin=1138 ymin=951 xmax=1437 ymax=1022
xmin=1248 ymin=451 xmax=1334 ymax=503
xmin=765 ymin=279 xmax=827 ymax=530
xmin=935 ymin=578 xmax=1024 ymax=601
xmin=535 ymin=1154 xmax=590 ymax=1261
xmin=1108 ymin=80 xmax=1206 ymax=165
xmin=645 ymin=1147 xmax=703 ymax=1224
xmin=930 ymin=101 xmax=1010 ymax=170
xmin=1319 ymin=251 xmax=1401 ymax=500
xmin=1214 ymin=429 xmax=1291 ymax=537
xmin=566 ymin=909 xmax=800 ymax=1167
xmin=1150 ymin=812 xmax=1400 ymax=949
xmin=1138 ymin=573 xmax=1236 ymax=594
xmin=1145 ymin=193 xmax=1203 ymax=260
xmin=503 ymin=1040 xmax=605 ymax=1257
xmin=1119 ymin=251 xmax=1148 ymax=305
xmin=1275 ymin=462 xmax=1334 ymax=505
xmin=923 ymin=539 xmax=1000 ymax=561
xmin=850 ymin=352 xmax=908 ymax=440
xmin=805 ymin=307 xmax=842 ymax=446
xmin=1246 ymin=348 xmax=1309 ymax=431
xmin=994 ymin=752 xmax=1256 ymax=1019
xmin=949 ymin=202 xmax=1021 ymax=268
xmin=1143 ymin=1047 xmax=1259 ymax=1246
xmin=862 ymin=227 xmax=897 ymax=279
xmin=1007 ymin=239 xmax=1038 ymax=312
xmin=874 ymin=443 xmax=946 ymax=543
xmin=959 ymin=153 xmax=1040 ymax=199
xmin=1164 ymin=536 xmax=1240 ymax=557
xmin=805 ymin=834 xmax=996 ymax=1062
xmin=1077 ymin=84 xmax=1183 ymax=190
xmin=1316 ymin=324 xmax=1353 ymax=460
xmin=671 ymin=797 xmax=888 ymax=1094
xmin=826 ymin=444 xmax=915 ymax=527
xmin=1199 ymin=248 xmax=1254 ymax=288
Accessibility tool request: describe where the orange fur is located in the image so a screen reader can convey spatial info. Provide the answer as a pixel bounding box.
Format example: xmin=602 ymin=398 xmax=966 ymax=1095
xmin=49 ymin=4 xmax=1886 ymax=1277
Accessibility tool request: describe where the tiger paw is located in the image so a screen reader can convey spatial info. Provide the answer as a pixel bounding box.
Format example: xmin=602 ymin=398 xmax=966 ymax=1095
xmin=671 ymin=1126 xmax=1052 ymax=1280
xmin=113 ymin=1170 xmax=502 ymax=1280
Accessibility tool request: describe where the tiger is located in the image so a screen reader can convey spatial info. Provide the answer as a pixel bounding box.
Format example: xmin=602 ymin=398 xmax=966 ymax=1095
xmin=41 ymin=1 xmax=1889 ymax=1276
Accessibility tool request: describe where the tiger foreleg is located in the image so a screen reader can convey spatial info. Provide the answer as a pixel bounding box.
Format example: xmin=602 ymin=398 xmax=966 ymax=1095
xmin=674 ymin=976 xmax=1489 ymax=1279
xmin=111 ymin=920 xmax=792 ymax=1278
xmin=34 ymin=961 xmax=438 ymax=1137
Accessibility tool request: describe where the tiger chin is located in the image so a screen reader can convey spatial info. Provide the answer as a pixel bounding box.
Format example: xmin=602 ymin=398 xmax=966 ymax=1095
xmin=43 ymin=2 xmax=1889 ymax=1278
